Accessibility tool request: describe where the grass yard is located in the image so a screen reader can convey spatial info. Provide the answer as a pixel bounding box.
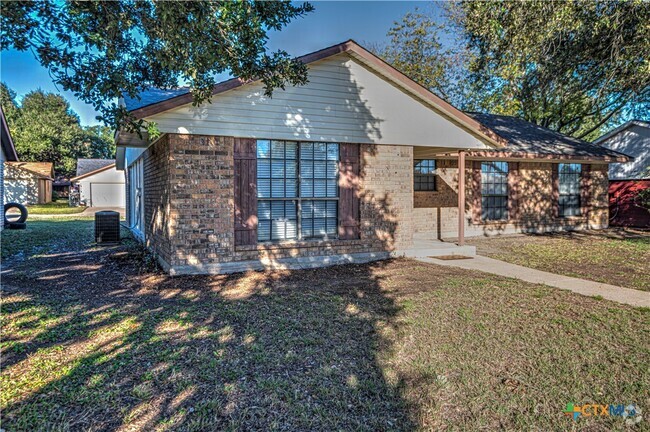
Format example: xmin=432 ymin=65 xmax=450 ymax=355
xmin=19 ymin=199 xmax=86 ymax=215
xmin=1 ymin=217 xmax=107 ymax=260
xmin=467 ymin=229 xmax=650 ymax=291
xmin=1 ymin=220 xmax=648 ymax=431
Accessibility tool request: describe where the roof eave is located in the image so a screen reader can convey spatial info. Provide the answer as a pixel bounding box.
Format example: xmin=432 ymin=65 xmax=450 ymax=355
xmin=433 ymin=150 xmax=631 ymax=163
xmin=71 ymin=163 xmax=116 ymax=182
xmin=1 ymin=107 xmax=18 ymax=161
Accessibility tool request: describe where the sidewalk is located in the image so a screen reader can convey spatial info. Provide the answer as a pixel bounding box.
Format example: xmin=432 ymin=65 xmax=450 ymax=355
xmin=419 ymin=255 xmax=650 ymax=308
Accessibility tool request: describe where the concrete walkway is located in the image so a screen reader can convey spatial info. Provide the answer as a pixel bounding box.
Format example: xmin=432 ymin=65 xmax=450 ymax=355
xmin=418 ymin=255 xmax=650 ymax=308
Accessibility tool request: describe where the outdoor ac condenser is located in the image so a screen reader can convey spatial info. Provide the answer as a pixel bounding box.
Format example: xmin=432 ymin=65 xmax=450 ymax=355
xmin=95 ymin=210 xmax=120 ymax=243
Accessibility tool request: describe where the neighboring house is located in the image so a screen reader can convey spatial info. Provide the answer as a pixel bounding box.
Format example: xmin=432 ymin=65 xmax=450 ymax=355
xmin=593 ymin=120 xmax=649 ymax=180
xmin=53 ymin=176 xmax=71 ymax=199
xmin=71 ymin=159 xmax=125 ymax=207
xmin=4 ymin=162 xmax=53 ymax=205
xmin=115 ymin=40 xmax=629 ymax=275
xmin=594 ymin=120 xmax=649 ymax=227
xmin=1 ymin=107 xmax=19 ymax=227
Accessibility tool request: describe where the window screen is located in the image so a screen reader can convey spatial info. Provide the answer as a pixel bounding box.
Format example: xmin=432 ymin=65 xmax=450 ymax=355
xmin=257 ymin=140 xmax=339 ymax=241
xmin=558 ymin=163 xmax=581 ymax=217
xmin=481 ymin=161 xmax=508 ymax=221
xmin=414 ymin=159 xmax=436 ymax=191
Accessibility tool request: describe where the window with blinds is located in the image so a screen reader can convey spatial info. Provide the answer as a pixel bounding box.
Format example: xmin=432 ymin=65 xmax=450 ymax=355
xmin=481 ymin=161 xmax=509 ymax=221
xmin=558 ymin=163 xmax=581 ymax=217
xmin=257 ymin=140 xmax=339 ymax=242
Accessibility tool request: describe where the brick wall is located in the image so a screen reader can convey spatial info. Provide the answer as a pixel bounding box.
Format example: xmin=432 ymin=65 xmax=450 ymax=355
xmin=414 ymin=160 xmax=610 ymax=239
xmin=588 ymin=164 xmax=609 ymax=228
xmin=359 ymin=144 xmax=414 ymax=250
xmin=167 ymin=134 xmax=234 ymax=267
xmin=138 ymin=134 xmax=610 ymax=273
xmin=139 ymin=135 xmax=417 ymax=273
xmin=143 ymin=134 xmax=173 ymax=264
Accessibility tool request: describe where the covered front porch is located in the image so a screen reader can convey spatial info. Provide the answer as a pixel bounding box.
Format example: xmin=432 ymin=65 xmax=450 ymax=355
xmin=411 ymin=146 xmax=472 ymax=247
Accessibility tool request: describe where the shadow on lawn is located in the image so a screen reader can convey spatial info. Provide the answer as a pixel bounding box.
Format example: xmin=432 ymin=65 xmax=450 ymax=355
xmin=1 ymin=242 xmax=415 ymax=431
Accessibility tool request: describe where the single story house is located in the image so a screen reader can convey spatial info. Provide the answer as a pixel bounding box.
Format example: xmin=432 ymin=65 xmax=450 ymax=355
xmin=4 ymin=161 xmax=53 ymax=205
xmin=594 ymin=120 xmax=649 ymax=227
xmin=115 ymin=40 xmax=630 ymax=275
xmin=1 ymin=106 xmax=19 ymax=224
xmin=71 ymin=159 xmax=125 ymax=207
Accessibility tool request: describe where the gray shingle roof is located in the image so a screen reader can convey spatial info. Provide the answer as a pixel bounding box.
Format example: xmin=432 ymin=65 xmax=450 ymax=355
xmin=468 ymin=112 xmax=630 ymax=159
xmin=123 ymin=87 xmax=190 ymax=111
xmin=76 ymin=159 xmax=115 ymax=177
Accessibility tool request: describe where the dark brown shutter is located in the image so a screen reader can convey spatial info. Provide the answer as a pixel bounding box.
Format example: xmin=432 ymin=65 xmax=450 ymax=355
xmin=551 ymin=164 xmax=559 ymax=218
xmin=234 ymin=138 xmax=257 ymax=246
xmin=508 ymin=162 xmax=520 ymax=220
xmin=471 ymin=161 xmax=482 ymax=223
xmin=338 ymin=143 xmax=360 ymax=240
xmin=580 ymin=164 xmax=592 ymax=217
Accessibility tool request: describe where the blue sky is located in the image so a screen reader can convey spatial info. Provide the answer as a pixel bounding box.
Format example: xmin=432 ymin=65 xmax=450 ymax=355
xmin=0 ymin=1 xmax=434 ymax=126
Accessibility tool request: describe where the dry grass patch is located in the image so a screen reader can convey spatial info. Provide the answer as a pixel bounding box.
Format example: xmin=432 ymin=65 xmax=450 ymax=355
xmin=1 ymin=219 xmax=648 ymax=430
xmin=468 ymin=229 xmax=650 ymax=291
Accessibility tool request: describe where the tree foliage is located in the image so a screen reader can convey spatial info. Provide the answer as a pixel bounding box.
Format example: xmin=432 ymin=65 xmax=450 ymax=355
xmin=381 ymin=1 xmax=649 ymax=140
xmin=1 ymin=0 xmax=313 ymax=130
xmin=0 ymin=83 xmax=115 ymax=176
xmin=380 ymin=11 xmax=456 ymax=102
xmin=450 ymin=0 xmax=650 ymax=139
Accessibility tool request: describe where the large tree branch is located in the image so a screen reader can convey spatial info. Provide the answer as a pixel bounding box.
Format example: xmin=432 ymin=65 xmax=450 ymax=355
xmin=576 ymin=101 xmax=627 ymax=139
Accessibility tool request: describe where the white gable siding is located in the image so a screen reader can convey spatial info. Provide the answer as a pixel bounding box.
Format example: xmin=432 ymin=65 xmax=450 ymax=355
xmin=599 ymin=124 xmax=649 ymax=179
xmin=145 ymin=54 xmax=489 ymax=149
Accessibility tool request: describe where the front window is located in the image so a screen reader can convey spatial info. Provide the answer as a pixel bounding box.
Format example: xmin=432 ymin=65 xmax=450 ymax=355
xmin=414 ymin=159 xmax=436 ymax=191
xmin=558 ymin=163 xmax=581 ymax=217
xmin=257 ymin=140 xmax=339 ymax=242
xmin=481 ymin=161 xmax=508 ymax=221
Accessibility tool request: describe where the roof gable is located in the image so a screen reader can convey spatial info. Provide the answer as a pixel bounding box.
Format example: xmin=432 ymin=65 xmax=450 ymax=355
xmin=6 ymin=162 xmax=54 ymax=179
xmin=123 ymin=40 xmax=506 ymax=149
xmin=76 ymin=159 xmax=116 ymax=177
xmin=72 ymin=159 xmax=116 ymax=181
xmin=593 ymin=120 xmax=650 ymax=145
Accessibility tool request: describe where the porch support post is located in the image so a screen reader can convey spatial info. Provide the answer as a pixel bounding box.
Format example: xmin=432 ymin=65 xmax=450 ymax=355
xmin=457 ymin=150 xmax=466 ymax=246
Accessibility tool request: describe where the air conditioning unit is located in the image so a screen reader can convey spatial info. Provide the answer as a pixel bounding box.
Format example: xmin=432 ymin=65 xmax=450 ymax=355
xmin=95 ymin=210 xmax=120 ymax=243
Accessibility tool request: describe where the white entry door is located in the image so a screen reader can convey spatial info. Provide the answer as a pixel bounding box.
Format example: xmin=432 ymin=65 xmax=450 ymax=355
xmin=90 ymin=183 xmax=125 ymax=207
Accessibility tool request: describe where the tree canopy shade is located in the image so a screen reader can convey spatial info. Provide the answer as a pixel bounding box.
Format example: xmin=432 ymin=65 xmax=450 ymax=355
xmin=1 ymin=0 xmax=313 ymax=131
xmin=451 ymin=0 xmax=650 ymax=140
xmin=0 ymin=83 xmax=115 ymax=176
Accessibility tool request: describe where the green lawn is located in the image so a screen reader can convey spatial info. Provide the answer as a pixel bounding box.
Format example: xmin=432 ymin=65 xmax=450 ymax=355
xmin=24 ymin=199 xmax=86 ymax=215
xmin=468 ymin=230 xmax=650 ymax=291
xmin=1 ymin=217 xmax=96 ymax=259
xmin=1 ymin=220 xmax=648 ymax=430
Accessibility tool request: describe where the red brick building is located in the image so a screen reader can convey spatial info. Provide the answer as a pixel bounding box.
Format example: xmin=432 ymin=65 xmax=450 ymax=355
xmin=115 ymin=41 xmax=630 ymax=274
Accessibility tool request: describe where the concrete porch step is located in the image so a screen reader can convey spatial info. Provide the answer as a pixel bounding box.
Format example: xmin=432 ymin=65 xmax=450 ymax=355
xmin=394 ymin=239 xmax=476 ymax=259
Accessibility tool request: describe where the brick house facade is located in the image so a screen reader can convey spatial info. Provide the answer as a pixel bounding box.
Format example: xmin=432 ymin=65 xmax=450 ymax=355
xmin=118 ymin=41 xmax=629 ymax=275
xmin=127 ymin=132 xmax=613 ymax=275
